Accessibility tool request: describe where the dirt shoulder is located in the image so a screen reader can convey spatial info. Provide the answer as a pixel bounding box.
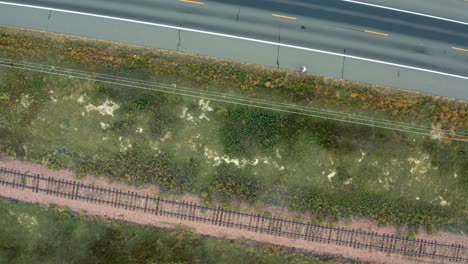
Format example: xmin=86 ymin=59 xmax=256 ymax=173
xmin=0 ymin=159 xmax=466 ymax=264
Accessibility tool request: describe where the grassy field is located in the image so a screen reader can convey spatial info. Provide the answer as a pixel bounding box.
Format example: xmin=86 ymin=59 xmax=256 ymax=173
xmin=0 ymin=26 xmax=466 ymax=135
xmin=0 ymin=198 xmax=351 ymax=264
xmin=0 ymin=27 xmax=467 ymax=233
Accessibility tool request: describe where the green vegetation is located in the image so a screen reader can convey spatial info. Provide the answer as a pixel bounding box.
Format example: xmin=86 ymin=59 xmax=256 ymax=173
xmin=0 ymin=26 xmax=467 ymax=233
xmin=0 ymin=26 xmax=466 ymax=134
xmin=0 ymin=198 xmax=349 ymax=264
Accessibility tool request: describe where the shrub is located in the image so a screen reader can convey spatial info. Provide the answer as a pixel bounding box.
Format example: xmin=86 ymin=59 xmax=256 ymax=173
xmin=208 ymin=163 xmax=260 ymax=202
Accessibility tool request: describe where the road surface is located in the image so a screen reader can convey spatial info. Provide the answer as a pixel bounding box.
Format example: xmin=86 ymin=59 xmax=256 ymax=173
xmin=1 ymin=0 xmax=468 ymax=99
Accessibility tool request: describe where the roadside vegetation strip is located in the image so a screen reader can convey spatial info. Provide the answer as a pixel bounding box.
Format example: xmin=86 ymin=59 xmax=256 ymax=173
xmin=0 ymin=58 xmax=466 ymax=141
xmin=0 ymin=167 xmax=466 ymax=263
xmin=0 ymin=26 xmax=466 ymax=137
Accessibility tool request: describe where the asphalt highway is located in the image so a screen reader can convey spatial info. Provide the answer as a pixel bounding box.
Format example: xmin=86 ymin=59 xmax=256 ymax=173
xmin=4 ymin=0 xmax=468 ymax=81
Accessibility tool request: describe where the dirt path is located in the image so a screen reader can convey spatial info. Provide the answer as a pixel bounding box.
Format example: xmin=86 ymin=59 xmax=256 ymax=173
xmin=0 ymin=159 xmax=466 ymax=264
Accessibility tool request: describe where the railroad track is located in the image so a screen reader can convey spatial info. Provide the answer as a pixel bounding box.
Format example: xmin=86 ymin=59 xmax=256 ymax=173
xmin=0 ymin=167 xmax=466 ymax=262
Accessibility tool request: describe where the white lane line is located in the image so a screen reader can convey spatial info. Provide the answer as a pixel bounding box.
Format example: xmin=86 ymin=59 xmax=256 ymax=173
xmin=1 ymin=1 xmax=468 ymax=81
xmin=341 ymin=0 xmax=468 ymax=26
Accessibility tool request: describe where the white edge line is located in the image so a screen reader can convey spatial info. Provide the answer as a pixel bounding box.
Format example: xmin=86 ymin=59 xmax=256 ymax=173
xmin=1 ymin=1 xmax=468 ymax=81
xmin=341 ymin=0 xmax=468 ymax=26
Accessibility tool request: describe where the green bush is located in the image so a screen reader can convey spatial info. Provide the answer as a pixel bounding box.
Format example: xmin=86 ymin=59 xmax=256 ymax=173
xmin=219 ymin=107 xmax=298 ymax=156
xmin=41 ymin=150 xmax=70 ymax=169
xmin=207 ymin=163 xmax=261 ymax=202
xmin=288 ymin=185 xmax=456 ymax=229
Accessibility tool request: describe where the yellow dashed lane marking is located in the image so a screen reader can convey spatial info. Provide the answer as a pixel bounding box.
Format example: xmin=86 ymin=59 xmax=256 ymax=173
xmin=452 ymin=46 xmax=468 ymax=53
xmin=363 ymin=29 xmax=389 ymax=36
xmin=179 ymin=0 xmax=205 ymax=5
xmin=272 ymin=13 xmax=297 ymax=20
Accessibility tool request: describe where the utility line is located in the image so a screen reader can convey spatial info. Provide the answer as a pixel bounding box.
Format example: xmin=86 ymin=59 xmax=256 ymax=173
xmin=0 ymin=59 xmax=466 ymax=141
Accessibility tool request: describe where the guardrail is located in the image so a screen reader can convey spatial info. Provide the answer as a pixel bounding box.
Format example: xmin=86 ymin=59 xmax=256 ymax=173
xmin=0 ymin=167 xmax=466 ymax=262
